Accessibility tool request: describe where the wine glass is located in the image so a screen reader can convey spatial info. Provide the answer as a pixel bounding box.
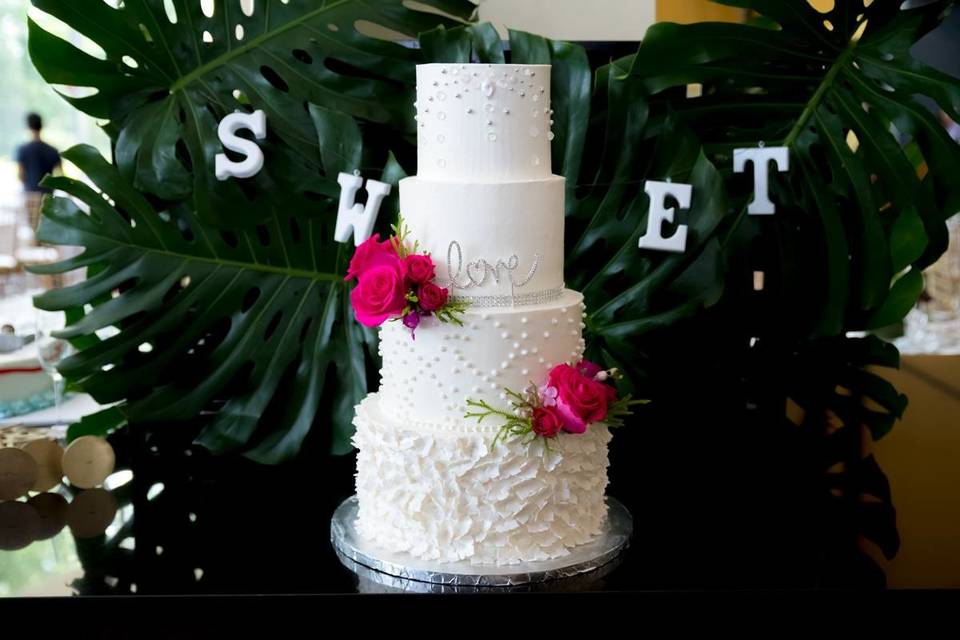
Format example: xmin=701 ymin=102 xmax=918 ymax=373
xmin=35 ymin=309 xmax=74 ymax=430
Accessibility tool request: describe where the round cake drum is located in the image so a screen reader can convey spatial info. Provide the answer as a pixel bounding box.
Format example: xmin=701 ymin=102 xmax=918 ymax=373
xmin=330 ymin=495 xmax=632 ymax=590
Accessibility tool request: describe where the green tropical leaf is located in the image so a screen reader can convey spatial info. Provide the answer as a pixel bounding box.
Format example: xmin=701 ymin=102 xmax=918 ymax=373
xmin=31 ymin=144 xmax=388 ymax=462
xmin=626 ymin=0 xmax=960 ymax=335
xmin=28 ymin=0 xmax=475 ymax=224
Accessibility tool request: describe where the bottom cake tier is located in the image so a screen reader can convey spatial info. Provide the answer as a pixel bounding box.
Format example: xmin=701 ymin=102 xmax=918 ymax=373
xmin=352 ymin=392 xmax=612 ymax=565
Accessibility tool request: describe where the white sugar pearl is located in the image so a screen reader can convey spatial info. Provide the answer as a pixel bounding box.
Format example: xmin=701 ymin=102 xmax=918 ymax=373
xmin=501 ymin=361 xmax=509 ymax=369
xmin=532 ymin=347 xmax=539 ymax=354
xmin=508 ymin=353 xmax=516 ymax=360
xmin=543 ymin=331 xmax=550 ymax=338
xmin=513 ymin=342 xmax=520 ymax=349
xmin=501 ymin=332 xmax=509 ymax=339
xmin=551 ymin=318 xmax=558 ymax=325
xmin=521 ymin=349 xmax=529 ymax=356
xmin=561 ymin=308 xmax=569 ymax=314
xmin=522 ymin=369 xmax=529 ymax=376
xmin=494 ymin=321 xmax=502 ymax=328
xmin=489 ymin=382 xmax=498 ymax=390
xmin=521 ymin=317 xmax=528 ymax=324
xmin=538 ymin=358 xmax=545 ymax=364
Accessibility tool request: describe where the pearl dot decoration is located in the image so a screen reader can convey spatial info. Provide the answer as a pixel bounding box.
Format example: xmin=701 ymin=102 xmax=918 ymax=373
xmin=415 ymin=64 xmax=555 ymax=181
xmin=376 ymin=291 xmax=585 ymax=431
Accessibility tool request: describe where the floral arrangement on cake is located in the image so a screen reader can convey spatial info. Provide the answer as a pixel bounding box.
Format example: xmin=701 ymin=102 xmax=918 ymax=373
xmin=347 ymin=218 xmax=468 ymax=338
xmin=465 ymin=360 xmax=645 ymax=447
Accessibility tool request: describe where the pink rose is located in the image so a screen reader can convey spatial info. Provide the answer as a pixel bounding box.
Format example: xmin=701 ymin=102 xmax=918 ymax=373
xmin=403 ymin=254 xmax=436 ymax=285
xmin=350 ymin=262 xmax=407 ymax=327
xmin=345 ymin=234 xmax=398 ymax=281
xmin=547 ymin=363 xmax=610 ymax=433
xmin=531 ymin=406 xmax=564 ymax=438
xmin=417 ymin=282 xmax=449 ymax=311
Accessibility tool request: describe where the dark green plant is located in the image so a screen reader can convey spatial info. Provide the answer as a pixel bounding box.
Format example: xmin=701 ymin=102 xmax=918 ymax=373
xmin=27 ymin=0 xmax=958 ymax=508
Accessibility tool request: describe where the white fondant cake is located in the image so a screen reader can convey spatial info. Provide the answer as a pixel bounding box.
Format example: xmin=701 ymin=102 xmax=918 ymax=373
xmin=353 ymin=63 xmax=610 ymax=565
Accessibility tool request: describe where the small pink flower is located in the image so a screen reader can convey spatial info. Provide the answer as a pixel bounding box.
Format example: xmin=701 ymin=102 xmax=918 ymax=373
xmin=539 ymin=385 xmax=559 ymax=407
xmin=418 ymin=282 xmax=449 ymax=311
xmin=345 ymin=234 xmax=398 ymax=282
xmin=349 ymin=262 xmax=407 ymax=327
xmin=531 ymin=406 xmax=564 ymax=438
xmin=403 ymin=254 xmax=436 ymax=285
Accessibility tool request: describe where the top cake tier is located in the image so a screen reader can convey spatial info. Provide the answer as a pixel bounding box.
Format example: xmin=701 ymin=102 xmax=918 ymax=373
xmin=415 ymin=63 xmax=554 ymax=181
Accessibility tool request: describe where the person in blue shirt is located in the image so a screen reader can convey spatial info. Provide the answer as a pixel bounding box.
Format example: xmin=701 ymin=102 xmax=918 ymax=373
xmin=16 ymin=113 xmax=61 ymax=229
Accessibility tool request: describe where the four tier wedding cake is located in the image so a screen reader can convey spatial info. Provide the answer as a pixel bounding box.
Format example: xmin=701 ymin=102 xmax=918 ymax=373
xmin=350 ymin=63 xmax=616 ymax=565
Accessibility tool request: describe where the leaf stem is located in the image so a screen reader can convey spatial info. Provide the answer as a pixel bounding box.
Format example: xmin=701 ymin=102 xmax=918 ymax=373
xmin=782 ymin=45 xmax=855 ymax=149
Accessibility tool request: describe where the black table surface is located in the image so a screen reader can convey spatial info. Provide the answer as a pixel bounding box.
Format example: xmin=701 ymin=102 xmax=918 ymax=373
xmin=0 ymin=391 xmax=884 ymax=603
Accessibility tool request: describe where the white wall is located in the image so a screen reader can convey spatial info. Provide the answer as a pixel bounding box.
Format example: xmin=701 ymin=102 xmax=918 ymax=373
xmin=477 ymin=0 xmax=655 ymax=41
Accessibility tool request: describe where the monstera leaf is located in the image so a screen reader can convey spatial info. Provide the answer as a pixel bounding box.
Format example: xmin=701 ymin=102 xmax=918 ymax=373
xmin=626 ymin=0 xmax=960 ymax=338
xmin=28 ymin=0 xmax=475 ymax=224
xmin=34 ymin=143 xmax=392 ymax=461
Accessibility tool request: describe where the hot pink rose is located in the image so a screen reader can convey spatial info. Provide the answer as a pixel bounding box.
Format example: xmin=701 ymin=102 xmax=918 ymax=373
xmin=350 ymin=262 xmax=407 ymax=327
xmin=403 ymin=254 xmax=436 ymax=285
xmin=547 ymin=363 xmax=610 ymax=433
xmin=417 ymin=282 xmax=449 ymax=311
xmin=531 ymin=406 xmax=564 ymax=438
xmin=345 ymin=234 xmax=398 ymax=281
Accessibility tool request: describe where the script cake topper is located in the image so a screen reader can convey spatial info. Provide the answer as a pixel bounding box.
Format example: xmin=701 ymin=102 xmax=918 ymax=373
xmin=443 ymin=240 xmax=540 ymax=290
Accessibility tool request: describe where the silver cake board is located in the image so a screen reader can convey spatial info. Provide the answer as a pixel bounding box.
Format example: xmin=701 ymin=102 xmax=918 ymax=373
xmin=330 ymin=495 xmax=632 ymax=592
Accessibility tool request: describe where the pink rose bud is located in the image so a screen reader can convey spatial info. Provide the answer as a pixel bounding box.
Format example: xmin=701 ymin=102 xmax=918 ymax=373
xmin=402 ymin=311 xmax=421 ymax=339
xmin=403 ymin=254 xmax=436 ymax=285
xmin=418 ymin=282 xmax=449 ymax=311
xmin=531 ymin=406 xmax=564 ymax=438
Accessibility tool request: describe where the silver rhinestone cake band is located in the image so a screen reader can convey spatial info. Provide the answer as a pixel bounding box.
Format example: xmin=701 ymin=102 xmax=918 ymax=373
xmin=451 ymin=286 xmax=565 ymax=308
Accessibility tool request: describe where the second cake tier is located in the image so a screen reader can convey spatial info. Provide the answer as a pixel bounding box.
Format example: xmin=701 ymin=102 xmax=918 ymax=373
xmin=379 ymin=290 xmax=586 ymax=429
xmin=400 ymin=175 xmax=565 ymax=305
